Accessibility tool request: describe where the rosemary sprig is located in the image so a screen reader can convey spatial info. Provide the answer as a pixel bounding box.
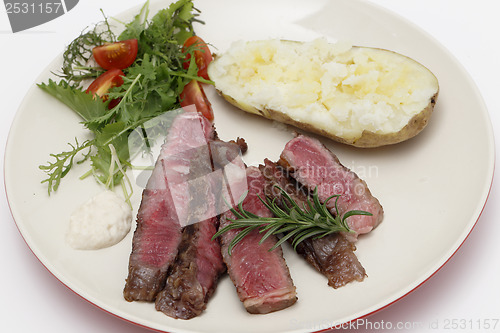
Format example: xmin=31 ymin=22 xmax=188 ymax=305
xmin=213 ymin=186 xmax=373 ymax=255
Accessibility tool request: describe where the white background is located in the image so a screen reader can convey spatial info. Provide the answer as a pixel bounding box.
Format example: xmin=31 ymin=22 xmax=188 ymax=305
xmin=1 ymin=1 xmax=498 ymax=332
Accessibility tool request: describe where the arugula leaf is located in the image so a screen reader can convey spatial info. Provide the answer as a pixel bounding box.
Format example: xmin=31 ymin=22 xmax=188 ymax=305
xmin=123 ymin=0 xmax=196 ymax=68
xmin=37 ymin=79 xmax=108 ymax=124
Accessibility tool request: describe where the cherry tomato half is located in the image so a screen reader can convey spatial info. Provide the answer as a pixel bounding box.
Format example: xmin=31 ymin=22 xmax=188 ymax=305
xmin=86 ymin=68 xmax=124 ymax=100
xmin=92 ymin=39 xmax=138 ymax=70
xmin=182 ymin=36 xmax=212 ymax=80
xmin=180 ymin=80 xmax=214 ymax=121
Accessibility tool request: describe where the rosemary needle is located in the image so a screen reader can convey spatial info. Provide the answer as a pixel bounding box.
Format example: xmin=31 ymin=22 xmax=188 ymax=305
xmin=213 ymin=186 xmax=373 ymax=255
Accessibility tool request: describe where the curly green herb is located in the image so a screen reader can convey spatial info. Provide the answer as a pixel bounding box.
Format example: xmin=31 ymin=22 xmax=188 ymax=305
xmin=58 ymin=11 xmax=116 ymax=88
xmin=39 ymin=138 xmax=92 ymax=195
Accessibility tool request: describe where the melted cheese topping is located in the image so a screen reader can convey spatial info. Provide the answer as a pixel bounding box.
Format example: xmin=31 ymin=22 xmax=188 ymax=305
xmin=209 ymin=38 xmax=438 ymax=139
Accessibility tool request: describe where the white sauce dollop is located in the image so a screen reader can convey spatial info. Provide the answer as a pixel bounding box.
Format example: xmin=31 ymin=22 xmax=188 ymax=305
xmin=66 ymin=190 xmax=133 ymax=250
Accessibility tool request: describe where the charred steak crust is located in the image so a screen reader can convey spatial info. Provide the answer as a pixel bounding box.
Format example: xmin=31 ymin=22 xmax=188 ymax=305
xmin=155 ymin=219 xmax=226 ymax=319
xmin=295 ymin=234 xmax=366 ymax=288
xmin=155 ymin=140 xmax=227 ymax=319
xmin=123 ymin=264 xmax=169 ymax=302
xmin=259 ymin=158 xmax=366 ymax=289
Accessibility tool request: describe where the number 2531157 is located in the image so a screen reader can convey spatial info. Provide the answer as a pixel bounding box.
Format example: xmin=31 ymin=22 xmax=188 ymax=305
xmin=5 ymin=2 xmax=63 ymax=14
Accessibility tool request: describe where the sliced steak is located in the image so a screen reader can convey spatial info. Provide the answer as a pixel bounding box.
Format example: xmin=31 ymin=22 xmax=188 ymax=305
xmin=260 ymin=158 xmax=366 ymax=288
xmin=123 ymin=112 xmax=215 ymax=302
xmin=296 ymin=233 xmax=365 ymax=288
xmin=155 ymin=217 xmax=225 ymax=318
xmin=155 ymin=144 xmax=226 ymax=319
xmin=219 ymin=166 xmax=297 ymax=314
xmin=278 ymin=135 xmax=383 ymax=240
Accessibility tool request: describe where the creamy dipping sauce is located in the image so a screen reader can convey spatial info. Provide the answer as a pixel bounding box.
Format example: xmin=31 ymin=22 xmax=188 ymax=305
xmin=66 ymin=190 xmax=132 ymax=250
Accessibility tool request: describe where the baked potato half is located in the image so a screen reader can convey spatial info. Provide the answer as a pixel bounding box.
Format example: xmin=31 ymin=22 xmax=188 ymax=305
xmin=207 ymin=39 xmax=439 ymax=148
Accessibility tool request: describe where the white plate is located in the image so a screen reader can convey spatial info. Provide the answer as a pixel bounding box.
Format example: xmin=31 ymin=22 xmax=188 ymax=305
xmin=4 ymin=0 xmax=495 ymax=332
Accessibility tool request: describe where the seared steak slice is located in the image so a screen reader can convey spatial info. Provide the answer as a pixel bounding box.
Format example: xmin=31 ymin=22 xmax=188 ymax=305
xmin=260 ymin=159 xmax=366 ymax=288
xmin=155 ymin=217 xmax=225 ymax=318
xmin=155 ymin=144 xmax=226 ymax=319
xmin=278 ymin=135 xmax=383 ymax=240
xmin=295 ymin=233 xmax=365 ymax=288
xmin=219 ymin=166 xmax=297 ymax=314
xmin=123 ymin=161 xmax=182 ymax=302
xmin=124 ymin=112 xmax=215 ymax=302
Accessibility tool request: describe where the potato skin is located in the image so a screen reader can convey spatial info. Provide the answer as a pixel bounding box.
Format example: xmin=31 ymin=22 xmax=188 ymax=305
xmin=350 ymin=91 xmax=438 ymax=148
xmin=209 ymin=44 xmax=439 ymax=148
xmin=217 ymin=89 xmax=438 ymax=148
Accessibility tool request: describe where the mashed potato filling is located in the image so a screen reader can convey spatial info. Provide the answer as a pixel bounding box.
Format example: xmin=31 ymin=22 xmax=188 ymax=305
xmin=209 ymin=38 xmax=438 ymax=139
